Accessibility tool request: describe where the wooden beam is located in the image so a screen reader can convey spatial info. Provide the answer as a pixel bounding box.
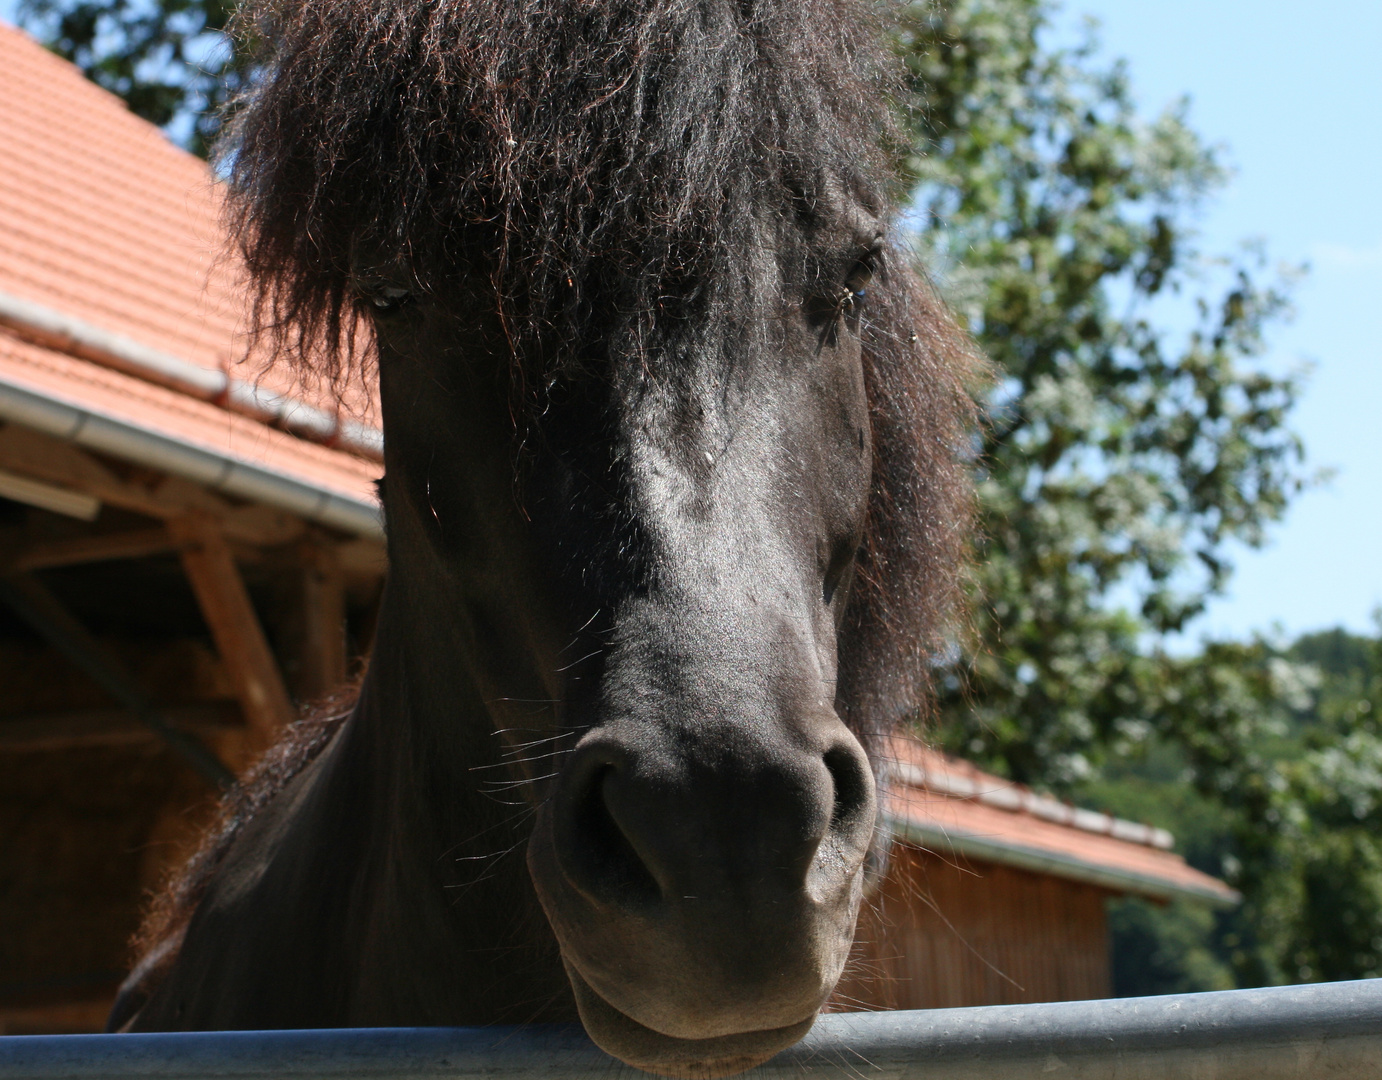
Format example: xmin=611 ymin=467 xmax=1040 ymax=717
xmin=291 ymin=534 xmax=348 ymax=700
xmin=6 ymin=527 xmax=175 ymax=571
xmin=0 ymin=703 xmax=240 ymax=753
xmin=171 ymin=514 xmax=296 ymax=754
xmin=0 ymin=996 xmax=115 ymax=1036
xmin=337 ymin=536 xmax=388 ymax=579
xmin=0 ymin=466 xmax=100 ymax=520
xmin=0 ymin=572 xmax=236 ymax=788
xmin=0 ymin=425 xmax=306 ymax=546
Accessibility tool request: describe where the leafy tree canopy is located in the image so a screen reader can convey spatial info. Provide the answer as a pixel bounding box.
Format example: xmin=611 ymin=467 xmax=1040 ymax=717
xmin=16 ymin=0 xmax=245 ymax=156
xmin=894 ymin=0 xmax=1307 ymax=788
xmin=1086 ymin=626 xmax=1382 ymax=990
xmin=890 ymin=0 xmax=1382 ymax=992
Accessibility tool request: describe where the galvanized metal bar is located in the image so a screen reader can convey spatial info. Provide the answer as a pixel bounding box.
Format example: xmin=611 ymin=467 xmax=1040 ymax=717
xmin=1 ymin=980 xmax=1378 ymax=1079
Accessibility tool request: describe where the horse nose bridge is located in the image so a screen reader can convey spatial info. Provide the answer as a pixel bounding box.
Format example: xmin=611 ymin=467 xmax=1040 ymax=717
xmin=570 ymin=593 xmax=876 ymax=889
xmin=605 ymin=579 xmax=834 ymax=715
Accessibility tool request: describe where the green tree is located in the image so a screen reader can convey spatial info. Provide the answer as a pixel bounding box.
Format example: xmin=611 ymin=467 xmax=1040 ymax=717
xmin=889 ymin=0 xmax=1382 ymax=995
xmin=894 ymin=0 xmax=1307 ymax=787
xmin=15 ymin=0 xmax=245 ymax=156
xmin=1271 ymin=627 xmax=1382 ymax=982
xmin=1081 ymin=627 xmax=1382 ymax=990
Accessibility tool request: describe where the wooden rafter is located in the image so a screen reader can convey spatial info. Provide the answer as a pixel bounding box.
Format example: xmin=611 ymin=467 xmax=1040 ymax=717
xmin=0 ymin=572 xmax=235 ymax=788
xmin=0 ymin=425 xmax=386 ymax=758
xmin=289 ymin=532 xmax=348 ymax=700
xmin=0 ymin=425 xmax=305 ymax=546
xmin=170 ymin=514 xmax=296 ymax=755
xmin=0 ymin=703 xmax=240 ymax=754
xmin=5 ymin=527 xmax=176 ymax=571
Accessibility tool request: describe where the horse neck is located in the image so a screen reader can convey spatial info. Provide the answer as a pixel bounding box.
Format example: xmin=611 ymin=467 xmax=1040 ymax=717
xmin=345 ymin=552 xmax=557 ymax=888
xmin=314 ymin=542 xmax=570 ymax=1021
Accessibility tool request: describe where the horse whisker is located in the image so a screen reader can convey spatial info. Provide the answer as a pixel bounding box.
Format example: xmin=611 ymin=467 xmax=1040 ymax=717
xmin=553 ymin=649 xmax=603 ymax=673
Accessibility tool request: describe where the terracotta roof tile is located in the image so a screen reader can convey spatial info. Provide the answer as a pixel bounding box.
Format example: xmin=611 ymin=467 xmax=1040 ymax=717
xmin=0 ymin=20 xmax=381 ymax=520
xmin=0 ymin=22 xmax=243 ymax=368
xmin=883 ymin=737 xmax=1239 ymax=906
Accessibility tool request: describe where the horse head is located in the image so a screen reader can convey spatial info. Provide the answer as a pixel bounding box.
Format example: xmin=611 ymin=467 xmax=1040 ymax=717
xmin=212 ymin=0 xmax=977 ymax=1074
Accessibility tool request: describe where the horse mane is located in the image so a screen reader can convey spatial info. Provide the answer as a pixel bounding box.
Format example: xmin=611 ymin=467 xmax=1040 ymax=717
xmin=223 ymin=0 xmax=980 ymax=744
xmin=227 ymin=0 xmax=895 ymax=376
xmin=111 ymin=701 xmax=352 ymax=1030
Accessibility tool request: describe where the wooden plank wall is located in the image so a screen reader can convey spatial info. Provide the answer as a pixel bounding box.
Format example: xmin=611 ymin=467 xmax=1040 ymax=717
xmin=0 ymin=634 xmax=240 ymax=1033
xmin=832 ymin=844 xmax=1112 ymax=1011
xmin=0 ymin=477 xmax=383 ymax=1032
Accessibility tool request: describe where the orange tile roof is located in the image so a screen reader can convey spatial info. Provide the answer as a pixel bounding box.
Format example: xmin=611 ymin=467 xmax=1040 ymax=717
xmin=0 ymin=20 xmax=381 ymax=533
xmin=0 ymin=23 xmax=236 ymax=368
xmin=0 ymin=331 xmax=381 ymax=531
xmin=883 ymin=737 xmax=1239 ymax=907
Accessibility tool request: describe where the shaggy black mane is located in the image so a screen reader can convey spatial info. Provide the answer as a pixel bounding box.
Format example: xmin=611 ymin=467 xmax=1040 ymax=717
xmin=223 ymin=0 xmax=978 ymax=761
xmin=229 ymin=0 xmax=888 ymax=372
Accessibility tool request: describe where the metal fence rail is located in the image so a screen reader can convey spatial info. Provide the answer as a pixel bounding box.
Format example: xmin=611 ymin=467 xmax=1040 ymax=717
xmin=2 ymin=979 xmax=1379 ymax=1079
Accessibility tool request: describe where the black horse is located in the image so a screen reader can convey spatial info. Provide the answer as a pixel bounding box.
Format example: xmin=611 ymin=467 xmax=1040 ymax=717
xmin=113 ymin=0 xmax=978 ymax=1076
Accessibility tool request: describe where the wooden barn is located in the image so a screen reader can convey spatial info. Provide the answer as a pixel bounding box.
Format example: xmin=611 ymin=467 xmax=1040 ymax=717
xmin=0 ymin=21 xmax=385 ymax=1032
xmin=0 ymin=20 xmax=1235 ymax=1034
xmin=835 ymin=739 xmax=1237 ymax=1011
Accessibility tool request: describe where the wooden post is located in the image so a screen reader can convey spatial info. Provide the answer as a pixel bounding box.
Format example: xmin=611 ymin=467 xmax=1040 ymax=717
xmin=291 ymin=533 xmax=348 ymax=701
xmin=170 ymin=514 xmax=295 ymax=755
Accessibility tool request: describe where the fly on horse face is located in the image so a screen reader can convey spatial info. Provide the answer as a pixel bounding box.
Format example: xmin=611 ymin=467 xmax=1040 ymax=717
xmin=112 ymin=0 xmax=977 ymax=1075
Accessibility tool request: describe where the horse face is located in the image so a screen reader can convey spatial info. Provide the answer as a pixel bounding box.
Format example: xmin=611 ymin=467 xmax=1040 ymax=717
xmin=365 ymin=195 xmax=882 ymax=1077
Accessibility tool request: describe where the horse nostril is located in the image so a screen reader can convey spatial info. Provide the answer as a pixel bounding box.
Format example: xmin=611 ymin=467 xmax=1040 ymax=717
xmin=823 ymin=744 xmax=873 ymax=838
xmin=568 ymin=765 xmax=663 ymax=907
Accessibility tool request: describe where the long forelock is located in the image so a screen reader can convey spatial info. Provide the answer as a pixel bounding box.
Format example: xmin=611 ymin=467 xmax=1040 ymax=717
xmin=226 ymin=0 xmax=896 ymax=387
xmin=224 ymin=0 xmax=981 ymax=745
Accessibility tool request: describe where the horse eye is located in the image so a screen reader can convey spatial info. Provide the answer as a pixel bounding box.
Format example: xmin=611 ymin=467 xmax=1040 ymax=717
xmin=839 ymin=248 xmax=882 ymax=317
xmin=370 ymin=286 xmax=414 ymax=311
xmin=845 ymin=249 xmax=881 ymax=295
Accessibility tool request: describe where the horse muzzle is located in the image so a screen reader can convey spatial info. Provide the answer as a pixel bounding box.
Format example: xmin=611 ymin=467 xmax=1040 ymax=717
xmin=562 ymin=959 xmax=818 ymax=1078
xmin=526 ymin=717 xmax=876 ymax=1076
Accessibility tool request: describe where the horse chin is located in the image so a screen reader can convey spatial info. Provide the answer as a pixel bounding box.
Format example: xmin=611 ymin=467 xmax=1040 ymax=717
xmin=564 ymin=959 xmax=816 ymax=1079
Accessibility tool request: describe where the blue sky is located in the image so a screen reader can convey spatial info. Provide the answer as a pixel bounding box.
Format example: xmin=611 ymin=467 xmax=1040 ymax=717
xmin=1051 ymin=0 xmax=1382 ymax=643
xmin=3 ymin=0 xmax=1379 ymax=642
